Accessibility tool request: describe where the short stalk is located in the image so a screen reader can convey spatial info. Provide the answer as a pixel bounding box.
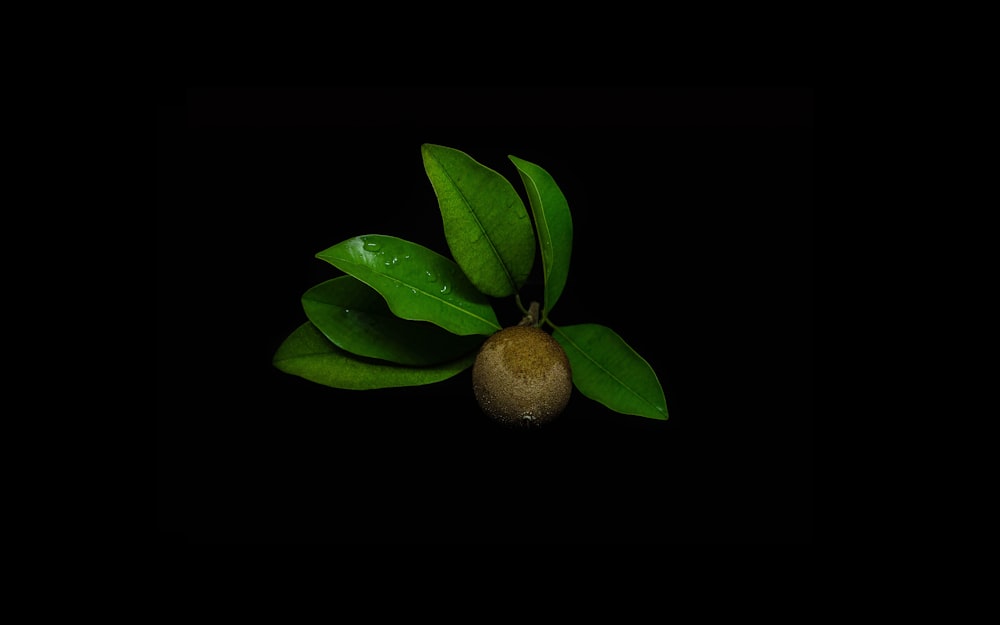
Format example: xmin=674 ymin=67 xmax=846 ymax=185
xmin=517 ymin=301 xmax=541 ymax=327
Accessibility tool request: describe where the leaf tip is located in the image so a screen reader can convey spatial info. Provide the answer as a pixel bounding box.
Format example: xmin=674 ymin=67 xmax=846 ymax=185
xmin=421 ymin=142 xmax=447 ymax=157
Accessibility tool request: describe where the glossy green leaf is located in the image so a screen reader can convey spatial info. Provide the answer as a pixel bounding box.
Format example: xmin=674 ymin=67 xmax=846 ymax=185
xmin=302 ymin=276 xmax=484 ymax=366
xmin=274 ymin=321 xmax=476 ymax=389
xmin=508 ymin=155 xmax=573 ymax=319
xmin=316 ymin=234 xmax=501 ymax=336
xmin=421 ymin=143 xmax=535 ymax=297
xmin=553 ymin=324 xmax=668 ymax=420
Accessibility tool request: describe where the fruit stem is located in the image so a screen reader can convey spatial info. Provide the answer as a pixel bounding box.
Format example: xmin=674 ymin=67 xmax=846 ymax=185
xmin=517 ymin=301 xmax=541 ymax=327
xmin=515 ymin=294 xmax=529 ymax=315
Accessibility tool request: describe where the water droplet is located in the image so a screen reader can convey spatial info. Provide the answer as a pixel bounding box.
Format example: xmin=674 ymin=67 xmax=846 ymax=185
xmin=362 ymin=239 xmax=382 ymax=252
xmin=391 ymin=256 xmax=399 ymax=265
xmin=439 ymin=283 xmax=451 ymax=294
xmin=344 ymin=308 xmax=350 ymax=314
xmin=410 ymin=288 xmax=417 ymax=294
xmin=424 ymin=270 xmax=437 ymax=282
xmin=404 ymin=254 xmax=411 ymax=260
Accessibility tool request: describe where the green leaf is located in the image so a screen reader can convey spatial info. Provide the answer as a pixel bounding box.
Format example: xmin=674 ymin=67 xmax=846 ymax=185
xmin=421 ymin=143 xmax=535 ymax=297
xmin=508 ymin=155 xmax=573 ymax=319
xmin=316 ymin=234 xmax=501 ymax=336
xmin=302 ymin=276 xmax=484 ymax=366
xmin=273 ymin=321 xmax=476 ymax=390
xmin=553 ymin=324 xmax=668 ymax=420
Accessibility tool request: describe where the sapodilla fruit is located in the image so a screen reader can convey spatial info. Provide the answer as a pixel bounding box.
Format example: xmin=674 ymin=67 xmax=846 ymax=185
xmin=472 ymin=324 xmax=572 ymax=427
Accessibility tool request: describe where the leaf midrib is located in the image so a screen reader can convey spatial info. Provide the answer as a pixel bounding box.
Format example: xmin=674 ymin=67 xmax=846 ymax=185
xmin=431 ymin=151 xmax=517 ymax=293
xmin=515 ymin=163 xmax=553 ymax=282
xmin=556 ymin=328 xmax=666 ymax=415
xmin=326 ymin=253 xmax=501 ymax=332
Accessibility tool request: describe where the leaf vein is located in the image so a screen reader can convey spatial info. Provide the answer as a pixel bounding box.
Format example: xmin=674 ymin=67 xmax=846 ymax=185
xmin=435 ymin=153 xmax=517 ymax=293
xmin=558 ymin=330 xmax=663 ymax=413
xmin=333 ymin=256 xmax=501 ymax=332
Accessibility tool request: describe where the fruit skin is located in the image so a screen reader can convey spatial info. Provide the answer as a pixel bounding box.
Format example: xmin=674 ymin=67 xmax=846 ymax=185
xmin=472 ymin=325 xmax=572 ymax=427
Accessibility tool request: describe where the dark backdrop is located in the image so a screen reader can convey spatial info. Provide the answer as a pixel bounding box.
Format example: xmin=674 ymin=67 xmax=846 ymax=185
xmin=157 ymin=87 xmax=813 ymax=543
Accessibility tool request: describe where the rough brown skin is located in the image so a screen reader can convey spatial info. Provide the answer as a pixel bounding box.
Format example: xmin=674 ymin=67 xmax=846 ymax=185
xmin=472 ymin=325 xmax=572 ymax=427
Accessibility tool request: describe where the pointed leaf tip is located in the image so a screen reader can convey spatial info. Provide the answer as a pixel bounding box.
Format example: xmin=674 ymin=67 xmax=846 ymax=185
xmin=421 ymin=143 xmax=535 ymax=297
xmin=553 ymin=323 xmax=668 ymax=420
xmin=508 ymin=155 xmax=572 ymax=319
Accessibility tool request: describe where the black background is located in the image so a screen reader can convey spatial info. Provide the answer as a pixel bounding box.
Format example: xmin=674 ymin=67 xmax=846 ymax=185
xmin=157 ymin=87 xmax=813 ymax=543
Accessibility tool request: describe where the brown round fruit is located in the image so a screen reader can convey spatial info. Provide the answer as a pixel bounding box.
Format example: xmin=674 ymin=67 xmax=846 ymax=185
xmin=472 ymin=325 xmax=572 ymax=427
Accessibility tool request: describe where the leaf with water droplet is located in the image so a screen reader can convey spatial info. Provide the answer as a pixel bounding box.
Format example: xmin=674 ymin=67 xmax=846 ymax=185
xmin=553 ymin=324 xmax=668 ymax=420
xmin=509 ymin=155 xmax=573 ymax=320
xmin=273 ymin=321 xmax=476 ymax=390
xmin=421 ymin=143 xmax=535 ymax=297
xmin=302 ymin=276 xmax=484 ymax=366
xmin=316 ymin=234 xmax=501 ymax=336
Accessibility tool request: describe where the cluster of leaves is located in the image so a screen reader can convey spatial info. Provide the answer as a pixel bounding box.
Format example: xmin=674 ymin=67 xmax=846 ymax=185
xmin=273 ymin=144 xmax=667 ymax=421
